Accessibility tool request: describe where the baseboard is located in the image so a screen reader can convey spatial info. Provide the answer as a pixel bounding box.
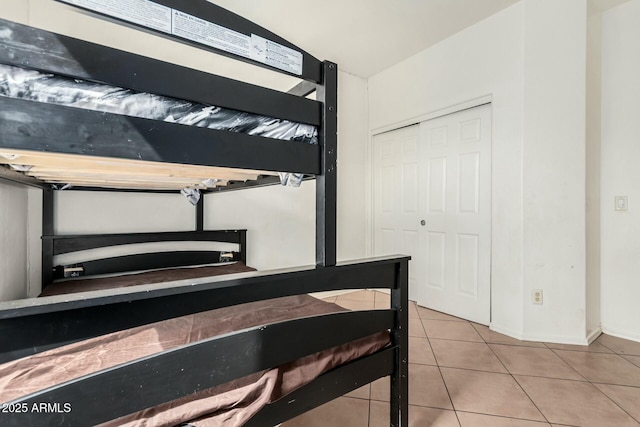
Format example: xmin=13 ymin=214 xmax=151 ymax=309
xmin=490 ymin=323 xmax=591 ymax=345
xmin=489 ymin=323 xmax=525 ymax=341
xmin=522 ymin=333 xmax=589 ymax=346
xmin=601 ymin=326 xmax=640 ymax=343
xmin=586 ymin=327 xmax=603 ymax=344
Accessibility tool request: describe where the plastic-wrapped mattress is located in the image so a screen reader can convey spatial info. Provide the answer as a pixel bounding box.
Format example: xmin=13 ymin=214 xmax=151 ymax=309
xmin=0 ymin=64 xmax=317 ymax=144
xmin=0 ymin=64 xmax=316 ymax=188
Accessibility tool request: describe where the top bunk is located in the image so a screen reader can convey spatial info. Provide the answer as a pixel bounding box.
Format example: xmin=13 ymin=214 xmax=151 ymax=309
xmin=0 ymin=0 xmax=337 ymax=193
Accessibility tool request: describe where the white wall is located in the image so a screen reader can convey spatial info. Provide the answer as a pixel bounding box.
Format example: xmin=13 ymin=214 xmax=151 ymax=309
xmin=337 ymin=72 xmax=370 ymax=262
xmin=601 ymin=0 xmax=640 ymax=341
xmin=586 ymin=7 xmax=603 ymax=340
xmin=0 ymin=182 xmax=29 ymax=301
xmin=204 ymin=70 xmax=370 ymax=270
xmin=369 ymin=2 xmax=526 ymax=338
xmin=369 ymin=0 xmax=591 ymax=344
xmin=521 ymin=0 xmax=587 ymax=343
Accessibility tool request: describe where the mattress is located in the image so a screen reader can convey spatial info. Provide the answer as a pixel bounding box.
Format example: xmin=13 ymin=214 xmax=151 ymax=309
xmin=0 ymin=294 xmax=389 ymax=426
xmin=0 ymin=63 xmax=317 ymax=187
xmin=0 ymin=64 xmax=317 ymax=145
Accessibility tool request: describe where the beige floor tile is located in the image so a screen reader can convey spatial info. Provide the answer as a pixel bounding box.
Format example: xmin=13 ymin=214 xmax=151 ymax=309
xmin=335 ymin=289 xmax=376 ymax=303
xmin=457 ymin=412 xmax=552 ymax=426
xmin=371 ymin=365 xmax=453 ymax=409
xmin=409 ymin=317 xmax=427 ymax=337
xmin=281 ymin=396 xmax=369 ymax=427
xmin=554 ymin=350 xmax=640 ymax=387
xmin=409 ymin=336 xmax=437 ymax=365
xmin=515 ymin=375 xmax=639 ymax=427
xmin=431 ymin=339 xmax=508 ymax=373
xmin=334 ymin=299 xmax=375 ymax=311
xmin=544 ymin=340 xmax=613 ymax=353
xmin=624 ymin=354 xmax=640 ymax=368
xmin=471 ymin=323 xmax=546 ymax=347
xmin=321 ymin=296 xmax=337 ymax=303
xmin=370 ymin=376 xmax=390 ymax=402
xmin=374 ymin=291 xmax=390 ymax=305
xmin=422 ymin=319 xmax=483 ymax=342
xmin=374 ymin=300 xmax=389 ymax=310
xmin=593 ymin=383 xmax=640 ymax=422
xmin=596 ymin=334 xmax=640 ymax=356
xmin=344 ymin=384 xmax=370 ymax=400
xmin=370 ymin=401 xmax=460 ymax=427
xmin=441 ymin=367 xmax=545 ymax=421
xmin=417 ymin=305 xmax=466 ymax=322
xmin=408 ymin=301 xmax=420 ymax=319
xmin=490 ymin=344 xmax=584 ymax=380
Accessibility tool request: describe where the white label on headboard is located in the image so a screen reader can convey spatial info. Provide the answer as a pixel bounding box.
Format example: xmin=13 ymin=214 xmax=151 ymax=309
xmin=171 ymin=10 xmax=250 ymax=58
xmin=58 ymin=0 xmax=304 ymax=75
xmin=250 ymin=34 xmax=303 ymax=76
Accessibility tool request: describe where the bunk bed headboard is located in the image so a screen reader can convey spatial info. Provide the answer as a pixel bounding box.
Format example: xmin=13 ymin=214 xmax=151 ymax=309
xmin=0 ymin=0 xmax=337 ymax=268
xmin=45 ymin=229 xmax=247 ymax=282
xmin=40 ymin=188 xmax=247 ymax=287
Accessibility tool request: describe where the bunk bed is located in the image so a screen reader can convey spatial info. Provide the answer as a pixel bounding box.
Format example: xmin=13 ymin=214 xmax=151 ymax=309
xmin=0 ymin=1 xmax=409 ymax=426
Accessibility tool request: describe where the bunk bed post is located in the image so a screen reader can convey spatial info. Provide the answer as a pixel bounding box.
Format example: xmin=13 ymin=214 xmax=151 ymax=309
xmin=316 ymin=61 xmax=338 ymax=267
xmin=41 ymin=188 xmax=54 ymax=289
xmin=238 ymin=229 xmax=247 ymax=265
xmin=390 ymin=258 xmax=409 ymax=427
xmin=196 ymin=196 xmax=204 ymax=232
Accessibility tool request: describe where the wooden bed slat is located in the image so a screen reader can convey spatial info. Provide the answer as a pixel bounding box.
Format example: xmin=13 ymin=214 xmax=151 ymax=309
xmin=0 ymin=150 xmax=278 ymax=178
xmin=0 ymin=148 xmax=280 ymax=190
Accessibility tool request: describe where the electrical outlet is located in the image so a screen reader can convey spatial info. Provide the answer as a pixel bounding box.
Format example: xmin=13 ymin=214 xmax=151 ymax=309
xmin=532 ymin=289 xmax=543 ymax=305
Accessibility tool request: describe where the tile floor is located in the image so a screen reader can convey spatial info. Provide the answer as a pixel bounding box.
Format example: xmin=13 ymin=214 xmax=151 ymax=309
xmin=282 ymin=290 xmax=640 ymax=427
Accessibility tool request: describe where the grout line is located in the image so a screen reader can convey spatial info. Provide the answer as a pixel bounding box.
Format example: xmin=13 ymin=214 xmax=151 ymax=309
xmin=418 ymin=315 xmax=462 ymax=427
xmin=510 ymin=375 xmax=552 ymax=425
xmin=455 ymin=409 xmax=555 ymax=425
xmin=544 ymin=348 xmax=591 ymax=382
xmin=588 ymin=381 xmax=640 ymax=424
xmin=588 ymin=380 xmax=640 ymax=389
xmin=481 ymin=334 xmax=551 ymax=424
xmin=622 ymin=355 xmax=640 ymax=369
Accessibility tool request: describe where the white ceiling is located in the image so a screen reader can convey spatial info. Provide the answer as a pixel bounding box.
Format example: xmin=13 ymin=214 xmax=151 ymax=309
xmin=210 ymin=0 xmax=520 ymax=78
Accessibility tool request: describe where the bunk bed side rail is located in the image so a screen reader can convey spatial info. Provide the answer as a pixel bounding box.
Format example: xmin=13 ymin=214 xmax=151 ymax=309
xmin=0 ymin=97 xmax=321 ymax=174
xmin=0 ymin=18 xmax=321 ymax=125
xmin=0 ymin=256 xmax=409 ymax=427
xmin=0 ymin=256 xmax=409 ymax=363
xmin=3 ymin=310 xmax=393 ymax=426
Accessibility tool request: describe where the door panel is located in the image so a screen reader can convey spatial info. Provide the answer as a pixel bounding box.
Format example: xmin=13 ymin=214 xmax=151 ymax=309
xmin=373 ymin=105 xmax=491 ymax=324
xmin=373 ymin=125 xmax=420 ymax=300
xmin=417 ymin=104 xmax=492 ymax=324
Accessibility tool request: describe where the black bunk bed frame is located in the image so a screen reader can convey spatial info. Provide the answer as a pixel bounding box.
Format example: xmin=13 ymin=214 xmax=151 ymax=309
xmin=0 ymin=1 xmax=409 ymax=426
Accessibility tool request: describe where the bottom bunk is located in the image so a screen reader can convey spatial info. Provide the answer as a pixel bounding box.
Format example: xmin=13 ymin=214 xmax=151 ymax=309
xmin=0 ymin=256 xmax=409 ymax=426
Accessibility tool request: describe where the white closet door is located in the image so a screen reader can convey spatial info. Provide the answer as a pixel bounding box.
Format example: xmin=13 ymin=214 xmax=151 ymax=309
xmin=417 ymin=104 xmax=492 ymax=325
xmin=373 ymin=124 xmax=420 ymax=300
xmin=372 ymin=104 xmax=492 ymax=325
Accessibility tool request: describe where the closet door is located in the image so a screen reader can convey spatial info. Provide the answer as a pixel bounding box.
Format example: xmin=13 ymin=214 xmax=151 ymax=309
xmin=373 ymin=124 xmax=420 ymax=301
xmin=417 ymin=104 xmax=492 ymax=325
